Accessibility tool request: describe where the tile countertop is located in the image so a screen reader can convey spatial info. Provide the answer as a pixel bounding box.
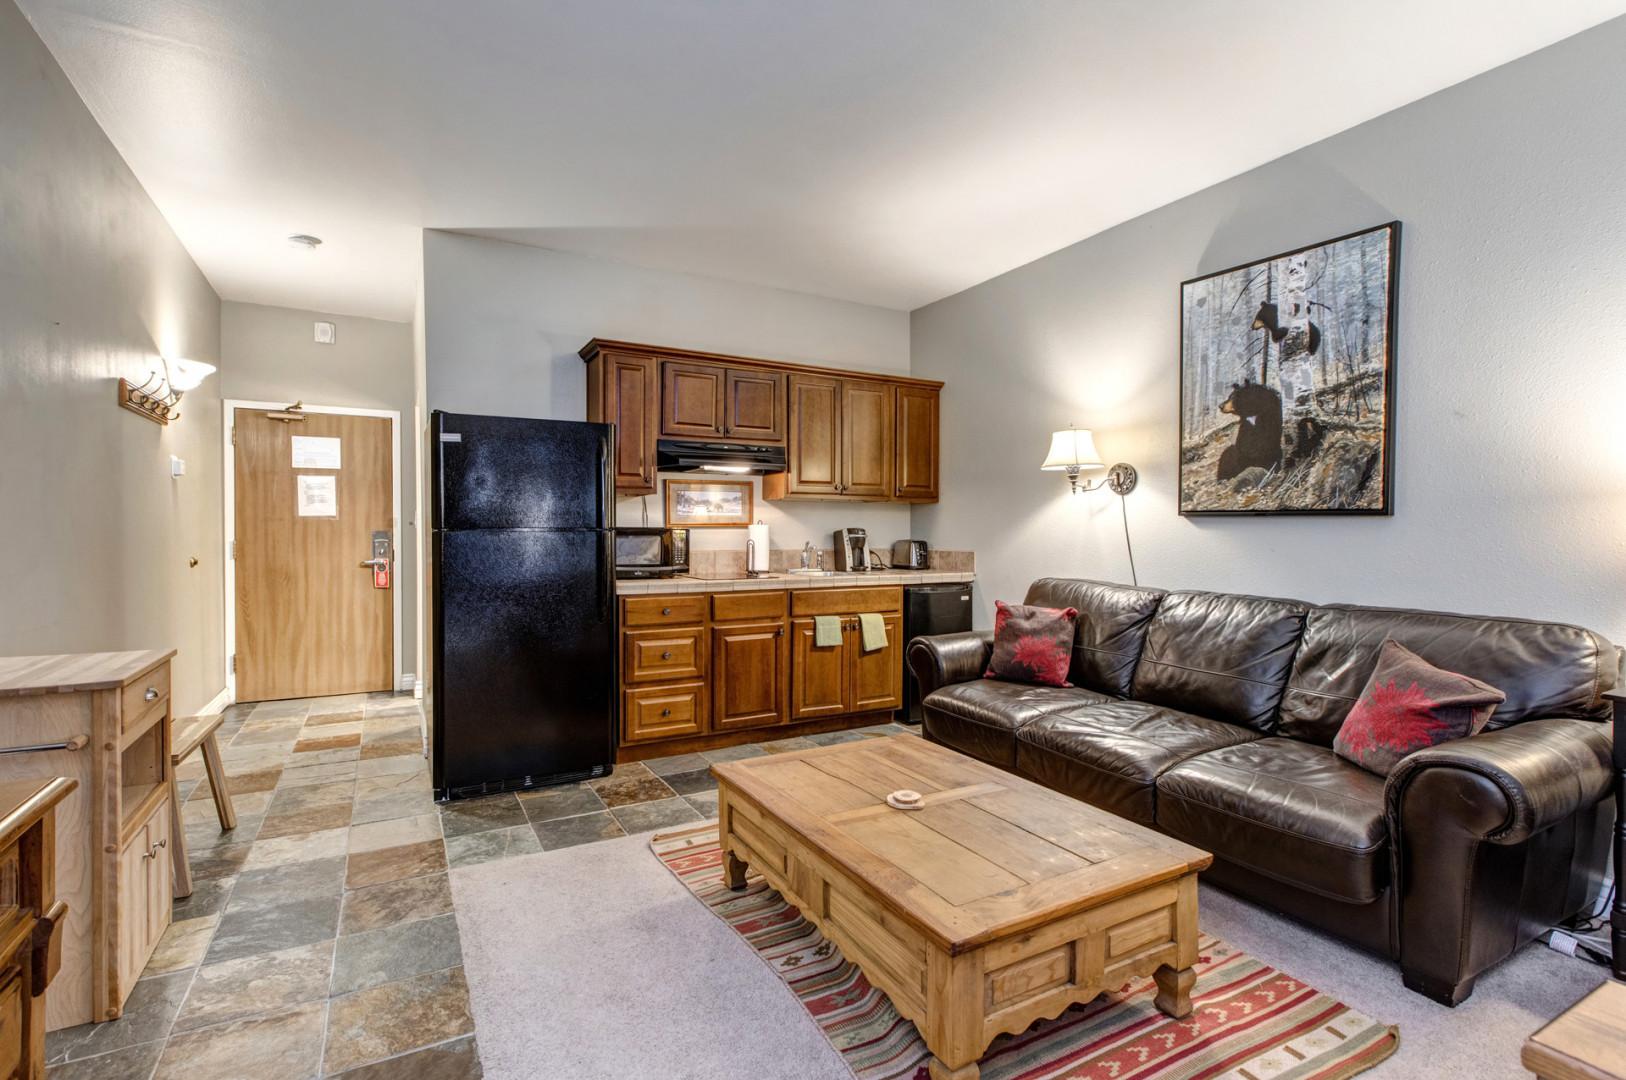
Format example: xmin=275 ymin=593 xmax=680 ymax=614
xmin=615 ymin=570 xmax=976 ymax=595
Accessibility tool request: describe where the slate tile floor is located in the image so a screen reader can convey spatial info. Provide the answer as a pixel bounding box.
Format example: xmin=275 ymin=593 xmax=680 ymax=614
xmin=45 ymin=692 xmax=917 ymax=1079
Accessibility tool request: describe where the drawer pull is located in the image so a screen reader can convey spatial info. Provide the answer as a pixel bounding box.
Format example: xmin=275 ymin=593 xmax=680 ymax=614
xmin=661 ymin=650 xmax=673 ymax=661
xmin=660 ymin=708 xmax=671 ymax=717
xmin=661 ymin=607 xmax=672 ymax=616
xmin=144 ymin=686 xmax=159 ymax=702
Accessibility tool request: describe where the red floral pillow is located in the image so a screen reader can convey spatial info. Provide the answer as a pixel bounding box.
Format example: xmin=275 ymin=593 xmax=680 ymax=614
xmin=1333 ymin=639 xmax=1506 ymax=776
xmin=984 ymin=601 xmax=1078 ymax=687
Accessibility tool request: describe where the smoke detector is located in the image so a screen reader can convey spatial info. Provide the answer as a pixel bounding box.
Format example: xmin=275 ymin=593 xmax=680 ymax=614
xmin=287 ymin=233 xmax=323 ymax=249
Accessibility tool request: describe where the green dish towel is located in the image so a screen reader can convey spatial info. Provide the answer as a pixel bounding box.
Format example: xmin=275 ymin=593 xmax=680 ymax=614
xmin=859 ymin=612 xmax=888 ymax=653
xmin=813 ymin=614 xmax=843 ymax=647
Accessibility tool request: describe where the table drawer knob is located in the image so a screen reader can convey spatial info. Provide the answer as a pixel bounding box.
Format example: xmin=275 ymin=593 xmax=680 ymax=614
xmin=144 ymin=687 xmax=159 ymax=702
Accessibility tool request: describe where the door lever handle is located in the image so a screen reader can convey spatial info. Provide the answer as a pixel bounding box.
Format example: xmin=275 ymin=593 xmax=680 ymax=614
xmin=360 ymin=558 xmax=389 ymax=569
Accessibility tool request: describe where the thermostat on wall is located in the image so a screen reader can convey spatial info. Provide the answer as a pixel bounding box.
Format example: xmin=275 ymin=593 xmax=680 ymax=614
xmin=314 ymin=321 xmax=336 ymax=344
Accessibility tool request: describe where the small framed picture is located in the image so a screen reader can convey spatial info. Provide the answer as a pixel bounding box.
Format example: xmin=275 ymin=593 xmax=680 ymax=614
xmin=663 ymin=479 xmax=754 ymax=528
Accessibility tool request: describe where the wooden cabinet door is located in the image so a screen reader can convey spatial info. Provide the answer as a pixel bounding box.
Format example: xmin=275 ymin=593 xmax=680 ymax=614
xmin=713 ymin=621 xmax=789 ymax=730
xmin=894 ymin=385 xmax=939 ymax=502
xmin=115 ymin=819 xmax=150 ymax=1000
xmin=781 ymin=376 xmax=842 ymax=496
xmin=145 ymin=799 xmax=172 ymax=953
xmin=841 ymin=381 xmax=893 ymax=498
xmin=624 ymin=683 xmax=707 ymax=742
xmin=661 ymin=361 xmax=726 ymax=438
xmin=789 ymin=618 xmax=849 ymax=720
xmin=850 ymin=613 xmax=904 ymax=713
xmin=605 ymin=352 xmax=658 ymax=494
xmin=724 ymin=369 xmax=784 ymax=443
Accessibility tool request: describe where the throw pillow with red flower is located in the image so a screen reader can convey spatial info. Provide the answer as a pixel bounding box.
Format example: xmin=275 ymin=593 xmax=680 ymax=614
xmin=984 ymin=601 xmax=1078 ymax=687
xmin=1333 ymin=639 xmax=1506 ymax=776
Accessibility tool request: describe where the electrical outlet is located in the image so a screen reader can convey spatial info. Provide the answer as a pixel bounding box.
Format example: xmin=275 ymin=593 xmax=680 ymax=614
xmin=314 ymin=321 xmax=336 ymax=344
xmin=170 ymin=455 xmax=186 ymax=478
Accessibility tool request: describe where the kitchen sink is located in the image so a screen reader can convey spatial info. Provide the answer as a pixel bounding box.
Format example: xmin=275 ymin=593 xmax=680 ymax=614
xmin=784 ymin=569 xmax=840 ymax=576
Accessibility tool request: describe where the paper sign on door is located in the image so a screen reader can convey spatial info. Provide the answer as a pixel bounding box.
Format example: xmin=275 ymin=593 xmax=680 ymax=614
xmin=297 ymin=474 xmax=337 ymax=517
xmin=291 ymin=435 xmax=342 ymax=469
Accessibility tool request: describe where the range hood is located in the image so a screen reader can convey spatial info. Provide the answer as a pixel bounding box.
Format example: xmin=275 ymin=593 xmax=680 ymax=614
xmin=656 ymin=438 xmax=787 ymax=475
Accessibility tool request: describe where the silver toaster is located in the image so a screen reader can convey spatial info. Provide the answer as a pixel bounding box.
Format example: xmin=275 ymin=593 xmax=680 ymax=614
xmin=890 ymin=539 xmax=929 ymax=570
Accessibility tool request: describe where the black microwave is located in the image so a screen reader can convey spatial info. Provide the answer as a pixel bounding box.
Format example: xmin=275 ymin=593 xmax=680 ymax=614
xmin=614 ymin=527 xmax=689 ymax=579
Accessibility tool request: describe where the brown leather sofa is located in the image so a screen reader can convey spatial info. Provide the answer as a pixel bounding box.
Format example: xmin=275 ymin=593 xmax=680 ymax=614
xmin=906 ymin=578 xmax=1618 ymax=1005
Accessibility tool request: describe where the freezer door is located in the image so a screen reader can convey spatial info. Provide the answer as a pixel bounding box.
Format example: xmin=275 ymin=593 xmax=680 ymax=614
xmin=433 ymin=528 xmax=615 ymax=794
xmin=434 ymin=412 xmax=612 ymax=531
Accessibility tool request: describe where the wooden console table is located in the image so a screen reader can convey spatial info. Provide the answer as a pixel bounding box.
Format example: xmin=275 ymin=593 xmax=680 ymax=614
xmin=1523 ymin=980 xmax=1626 ymax=1079
xmin=0 ymin=777 xmax=75 ymax=1077
xmin=0 ymin=652 xmax=176 ymax=1029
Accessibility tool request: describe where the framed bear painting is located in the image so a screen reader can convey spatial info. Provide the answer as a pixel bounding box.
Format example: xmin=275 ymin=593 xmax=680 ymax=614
xmin=1178 ymin=221 xmax=1399 ymax=515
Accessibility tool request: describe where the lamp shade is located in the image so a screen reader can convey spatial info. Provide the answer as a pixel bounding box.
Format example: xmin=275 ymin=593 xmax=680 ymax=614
xmin=1040 ymin=428 xmax=1105 ymax=471
xmin=166 ymin=358 xmax=217 ymax=392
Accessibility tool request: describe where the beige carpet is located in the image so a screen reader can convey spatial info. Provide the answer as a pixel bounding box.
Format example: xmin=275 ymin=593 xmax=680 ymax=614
xmin=450 ymin=828 xmax=1605 ymax=1080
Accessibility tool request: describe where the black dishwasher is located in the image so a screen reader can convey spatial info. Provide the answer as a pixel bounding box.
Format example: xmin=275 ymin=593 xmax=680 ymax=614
xmin=901 ymin=583 xmax=974 ymax=723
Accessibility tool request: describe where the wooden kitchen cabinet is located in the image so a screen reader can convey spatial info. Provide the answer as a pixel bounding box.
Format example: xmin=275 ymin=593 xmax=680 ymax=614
xmin=661 ymin=361 xmax=786 ymax=444
xmin=712 ymin=622 xmax=789 ymax=731
xmin=584 ymin=348 xmax=659 ymax=495
xmin=773 ymin=374 xmax=842 ymax=497
xmin=724 ymin=368 xmax=784 ymax=443
xmin=851 ymin=612 xmax=905 ymax=713
xmin=841 ymin=381 xmax=893 ymax=498
xmin=789 ymin=618 xmax=852 ymax=721
xmin=894 ymin=385 xmax=940 ymax=502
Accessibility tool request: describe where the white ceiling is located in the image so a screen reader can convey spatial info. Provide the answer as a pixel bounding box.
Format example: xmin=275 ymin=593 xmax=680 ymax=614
xmin=18 ymin=1 xmax=1626 ymax=322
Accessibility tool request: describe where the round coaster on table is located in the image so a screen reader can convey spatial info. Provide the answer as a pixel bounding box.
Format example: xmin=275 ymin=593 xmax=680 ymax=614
xmin=886 ymin=789 xmax=924 ymax=811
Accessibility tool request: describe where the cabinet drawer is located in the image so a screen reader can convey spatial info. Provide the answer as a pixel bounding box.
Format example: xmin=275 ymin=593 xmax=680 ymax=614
xmin=623 ymin=627 xmax=706 ymax=683
xmin=791 ymin=587 xmax=902 ymax=616
xmin=712 ymin=590 xmax=787 ymax=622
xmin=624 ymin=682 xmax=707 ymax=743
xmin=120 ymin=663 xmax=169 ymax=729
xmin=622 ymin=595 xmax=708 ymax=627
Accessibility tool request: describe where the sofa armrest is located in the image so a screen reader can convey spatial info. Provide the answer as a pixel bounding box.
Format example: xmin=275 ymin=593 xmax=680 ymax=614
xmin=906 ymin=630 xmax=994 ymax=699
xmin=1385 ymin=717 xmax=1613 ymax=846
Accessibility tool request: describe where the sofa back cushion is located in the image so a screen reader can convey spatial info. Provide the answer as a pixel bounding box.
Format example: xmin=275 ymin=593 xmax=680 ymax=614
xmin=1024 ymin=578 xmax=1167 ymax=697
xmin=1130 ymin=591 xmax=1309 ymax=731
xmin=1281 ymin=604 xmax=1618 ymax=746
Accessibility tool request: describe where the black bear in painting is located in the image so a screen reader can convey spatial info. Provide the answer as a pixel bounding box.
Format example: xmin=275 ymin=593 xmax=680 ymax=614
xmin=1250 ymin=301 xmax=1322 ymax=356
xmin=1217 ymin=381 xmax=1283 ymax=482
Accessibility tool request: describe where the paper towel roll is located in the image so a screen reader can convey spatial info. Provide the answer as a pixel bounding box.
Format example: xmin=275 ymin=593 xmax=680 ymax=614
xmin=747 ymin=521 xmax=770 ymax=572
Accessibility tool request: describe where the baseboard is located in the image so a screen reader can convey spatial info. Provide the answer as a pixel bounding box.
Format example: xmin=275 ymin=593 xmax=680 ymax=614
xmin=200 ymin=687 xmax=232 ymax=716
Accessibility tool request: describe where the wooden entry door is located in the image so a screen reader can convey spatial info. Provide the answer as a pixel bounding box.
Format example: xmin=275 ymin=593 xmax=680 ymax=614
xmin=234 ymin=408 xmax=393 ymax=701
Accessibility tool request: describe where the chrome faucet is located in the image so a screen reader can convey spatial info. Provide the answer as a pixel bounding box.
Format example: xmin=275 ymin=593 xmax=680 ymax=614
xmin=801 ymin=541 xmax=814 ymax=570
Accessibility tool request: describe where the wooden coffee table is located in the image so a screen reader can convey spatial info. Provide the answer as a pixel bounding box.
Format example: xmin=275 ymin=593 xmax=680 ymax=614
xmin=712 ymin=736 xmax=1212 ymax=1080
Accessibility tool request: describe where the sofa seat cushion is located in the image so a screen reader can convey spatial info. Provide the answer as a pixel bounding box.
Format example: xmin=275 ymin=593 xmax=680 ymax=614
xmin=1015 ymin=702 xmax=1263 ymax=825
xmin=922 ymin=681 xmax=1108 ymax=768
xmin=1155 ymin=738 xmax=1389 ymax=903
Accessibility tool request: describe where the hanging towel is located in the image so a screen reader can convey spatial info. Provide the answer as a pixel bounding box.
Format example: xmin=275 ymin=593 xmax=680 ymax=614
xmin=814 ymin=615 xmax=843 ymax=647
xmin=859 ymin=612 xmax=888 ymax=653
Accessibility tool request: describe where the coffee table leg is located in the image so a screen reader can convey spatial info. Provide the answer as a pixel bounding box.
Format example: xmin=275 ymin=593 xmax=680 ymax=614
xmin=724 ymin=848 xmax=749 ymax=890
xmin=927 ymin=1059 xmax=979 ymax=1080
xmin=1154 ymin=964 xmax=1195 ymax=1019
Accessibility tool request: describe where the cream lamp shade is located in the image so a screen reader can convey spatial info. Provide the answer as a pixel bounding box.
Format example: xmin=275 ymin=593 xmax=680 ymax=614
xmin=1041 ymin=427 xmax=1106 ymax=472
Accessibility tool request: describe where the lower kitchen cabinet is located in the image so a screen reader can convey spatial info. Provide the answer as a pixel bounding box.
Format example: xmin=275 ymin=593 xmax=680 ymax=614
xmin=116 ymin=794 xmax=172 ymax=1002
xmin=616 ymin=587 xmax=905 ymax=758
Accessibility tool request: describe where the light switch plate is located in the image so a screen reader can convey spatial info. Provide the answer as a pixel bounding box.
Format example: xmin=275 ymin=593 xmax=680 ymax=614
xmin=169 ymin=455 xmax=186 ymax=478
xmin=314 ymin=321 xmax=336 ymax=344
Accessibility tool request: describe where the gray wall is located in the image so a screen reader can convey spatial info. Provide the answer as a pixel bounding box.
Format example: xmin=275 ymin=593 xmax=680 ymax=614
xmin=911 ymin=18 xmax=1626 ymax=642
xmin=0 ymin=0 xmax=224 ymax=713
xmin=220 ymin=302 xmax=420 ymax=684
xmin=423 ymin=231 xmax=917 ymax=552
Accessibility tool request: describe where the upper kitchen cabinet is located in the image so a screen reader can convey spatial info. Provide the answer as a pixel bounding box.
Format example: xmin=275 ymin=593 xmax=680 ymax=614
xmin=581 ymin=339 xmax=939 ymax=501
xmin=660 ymin=360 xmax=785 ymax=443
xmin=583 ymin=344 xmax=658 ymax=495
xmin=893 ymin=384 xmax=940 ymax=502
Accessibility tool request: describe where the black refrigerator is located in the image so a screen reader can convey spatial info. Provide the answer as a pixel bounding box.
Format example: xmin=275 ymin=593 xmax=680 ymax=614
xmin=431 ymin=411 xmax=616 ymax=800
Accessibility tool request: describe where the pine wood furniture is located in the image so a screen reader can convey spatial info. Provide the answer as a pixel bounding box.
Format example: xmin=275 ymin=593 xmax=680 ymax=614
xmin=167 ymin=714 xmax=236 ymax=899
xmin=618 ymin=586 xmax=904 ymax=761
xmin=713 ymin=736 xmax=1212 ymax=1080
xmin=0 ymin=777 xmax=75 ymax=1079
xmin=232 ymin=406 xmax=394 ymax=700
xmin=580 ymin=338 xmax=941 ymax=503
xmin=0 ymin=652 xmax=176 ymax=1029
xmin=1523 ymin=980 xmax=1626 ymax=1080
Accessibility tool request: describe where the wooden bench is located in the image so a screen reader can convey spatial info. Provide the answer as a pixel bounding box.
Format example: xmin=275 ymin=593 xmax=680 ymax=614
xmin=167 ymin=713 xmax=237 ymax=898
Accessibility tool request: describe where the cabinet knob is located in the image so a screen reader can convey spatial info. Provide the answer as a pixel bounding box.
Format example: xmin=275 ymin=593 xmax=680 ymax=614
xmin=144 ymin=687 xmax=159 ymax=702
xmin=661 ymin=650 xmax=673 ymax=661
xmin=660 ymin=708 xmax=671 ymax=717
xmin=661 ymin=607 xmax=672 ymax=616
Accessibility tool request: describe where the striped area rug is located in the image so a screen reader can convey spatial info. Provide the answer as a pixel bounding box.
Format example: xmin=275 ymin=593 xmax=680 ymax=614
xmin=652 ymin=825 xmax=1398 ymax=1080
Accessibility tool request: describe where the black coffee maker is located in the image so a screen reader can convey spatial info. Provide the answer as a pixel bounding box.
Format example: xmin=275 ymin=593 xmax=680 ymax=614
xmin=833 ymin=527 xmax=869 ymax=571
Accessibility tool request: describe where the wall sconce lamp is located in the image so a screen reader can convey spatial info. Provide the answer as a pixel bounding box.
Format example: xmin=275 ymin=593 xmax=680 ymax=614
xmin=1040 ymin=427 xmax=1137 ymax=496
xmin=118 ymin=356 xmax=216 ymax=425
